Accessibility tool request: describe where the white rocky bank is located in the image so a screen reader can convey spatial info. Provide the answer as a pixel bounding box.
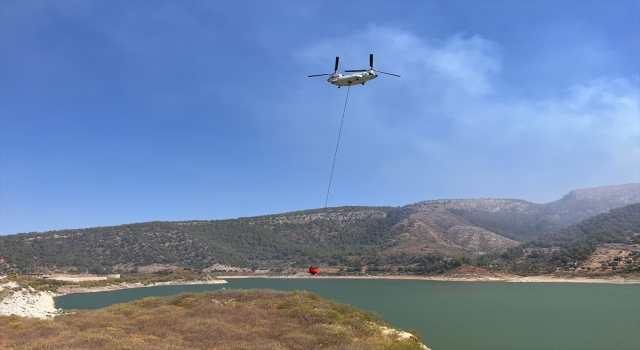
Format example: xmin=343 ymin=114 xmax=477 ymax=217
xmin=0 ymin=278 xmax=228 ymax=319
xmin=0 ymin=281 xmax=59 ymax=318
xmin=380 ymin=325 xmax=431 ymax=350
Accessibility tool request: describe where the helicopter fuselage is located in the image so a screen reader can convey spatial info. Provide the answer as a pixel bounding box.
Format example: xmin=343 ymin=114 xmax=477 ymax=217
xmin=327 ymin=70 xmax=378 ymax=87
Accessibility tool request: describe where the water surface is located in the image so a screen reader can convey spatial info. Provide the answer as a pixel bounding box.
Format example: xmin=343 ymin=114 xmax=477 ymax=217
xmin=54 ymin=279 xmax=640 ymax=350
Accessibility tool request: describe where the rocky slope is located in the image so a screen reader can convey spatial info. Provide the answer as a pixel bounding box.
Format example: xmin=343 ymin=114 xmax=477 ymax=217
xmin=0 ymin=281 xmax=58 ymax=318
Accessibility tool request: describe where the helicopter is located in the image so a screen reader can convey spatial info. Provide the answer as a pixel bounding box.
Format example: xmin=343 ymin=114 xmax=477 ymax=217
xmin=308 ymin=54 xmax=400 ymax=87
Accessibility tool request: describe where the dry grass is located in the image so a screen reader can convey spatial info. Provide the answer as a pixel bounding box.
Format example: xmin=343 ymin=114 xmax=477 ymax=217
xmin=0 ymin=289 xmax=425 ymax=350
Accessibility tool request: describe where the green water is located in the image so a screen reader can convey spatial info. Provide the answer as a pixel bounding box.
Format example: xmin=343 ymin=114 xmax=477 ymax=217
xmin=54 ymin=279 xmax=640 ymax=350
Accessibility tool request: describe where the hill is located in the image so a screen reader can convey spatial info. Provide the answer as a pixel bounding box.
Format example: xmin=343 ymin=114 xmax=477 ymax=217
xmin=0 ymin=289 xmax=429 ymax=349
xmin=446 ymin=183 xmax=640 ymax=240
xmin=0 ymin=183 xmax=638 ymax=274
xmin=478 ymin=203 xmax=640 ymax=275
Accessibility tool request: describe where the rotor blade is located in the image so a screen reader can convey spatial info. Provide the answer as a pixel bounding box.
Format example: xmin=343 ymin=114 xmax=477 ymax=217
xmin=370 ymin=54 xmax=373 ymax=69
xmin=344 ymin=69 xmax=367 ymax=72
xmin=334 ymin=56 xmax=339 ymax=73
xmin=377 ymin=71 xmax=401 ymax=77
xmin=308 ymin=73 xmax=332 ymax=77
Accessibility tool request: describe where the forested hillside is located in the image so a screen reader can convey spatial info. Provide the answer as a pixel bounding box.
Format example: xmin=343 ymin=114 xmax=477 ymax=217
xmin=479 ymin=203 xmax=640 ymax=274
xmin=0 ymin=207 xmax=402 ymax=273
xmin=1 ymin=184 xmax=638 ymax=274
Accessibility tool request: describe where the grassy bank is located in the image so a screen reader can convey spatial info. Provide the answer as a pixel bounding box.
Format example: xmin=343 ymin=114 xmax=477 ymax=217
xmin=0 ymin=289 xmax=426 ymax=349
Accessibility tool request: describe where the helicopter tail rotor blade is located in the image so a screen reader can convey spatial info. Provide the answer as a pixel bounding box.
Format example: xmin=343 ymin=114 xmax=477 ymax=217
xmin=370 ymin=53 xmax=374 ymax=69
xmin=308 ymin=73 xmax=332 ymax=77
xmin=334 ymin=56 xmax=339 ymax=73
xmin=377 ymin=71 xmax=401 ymax=77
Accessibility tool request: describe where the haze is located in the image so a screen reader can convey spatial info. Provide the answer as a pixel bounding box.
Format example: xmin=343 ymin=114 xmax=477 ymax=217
xmin=1 ymin=1 xmax=638 ymax=235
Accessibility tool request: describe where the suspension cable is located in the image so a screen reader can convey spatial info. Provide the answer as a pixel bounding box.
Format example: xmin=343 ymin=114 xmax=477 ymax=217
xmin=318 ymin=85 xmax=351 ymax=237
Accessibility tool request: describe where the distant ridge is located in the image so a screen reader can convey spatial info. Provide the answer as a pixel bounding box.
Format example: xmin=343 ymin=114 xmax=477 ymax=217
xmin=480 ymin=203 xmax=640 ymax=274
xmin=0 ymin=183 xmax=638 ymax=274
xmin=562 ymin=183 xmax=640 ymax=200
xmin=435 ymin=183 xmax=640 ymax=241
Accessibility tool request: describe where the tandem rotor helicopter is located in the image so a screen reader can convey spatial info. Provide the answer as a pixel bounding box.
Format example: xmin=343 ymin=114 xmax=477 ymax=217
xmin=308 ymin=54 xmax=400 ymax=87
xmin=306 ymin=54 xmax=399 ymax=276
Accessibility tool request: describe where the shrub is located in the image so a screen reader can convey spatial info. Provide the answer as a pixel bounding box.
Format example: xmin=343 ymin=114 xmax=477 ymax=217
xmin=0 ymin=290 xmax=426 ymax=349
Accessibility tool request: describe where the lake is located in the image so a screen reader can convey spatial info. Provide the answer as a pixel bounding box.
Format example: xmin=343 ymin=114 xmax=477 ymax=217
xmin=54 ymin=278 xmax=640 ymax=350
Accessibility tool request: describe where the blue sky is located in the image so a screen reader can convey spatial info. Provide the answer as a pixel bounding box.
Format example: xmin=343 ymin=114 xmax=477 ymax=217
xmin=1 ymin=0 xmax=639 ymax=235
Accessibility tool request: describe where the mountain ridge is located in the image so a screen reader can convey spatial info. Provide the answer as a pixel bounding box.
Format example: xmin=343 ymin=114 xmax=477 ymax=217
xmin=478 ymin=203 xmax=640 ymax=275
xmin=1 ymin=183 xmax=638 ymax=274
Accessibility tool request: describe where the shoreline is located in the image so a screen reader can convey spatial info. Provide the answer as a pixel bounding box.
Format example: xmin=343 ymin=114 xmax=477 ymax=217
xmin=3 ymin=273 xmax=638 ymax=319
xmin=214 ymin=274 xmax=640 ymax=284
xmin=54 ymin=278 xmax=227 ymax=296
xmin=1 ymin=279 xmax=227 ymax=319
